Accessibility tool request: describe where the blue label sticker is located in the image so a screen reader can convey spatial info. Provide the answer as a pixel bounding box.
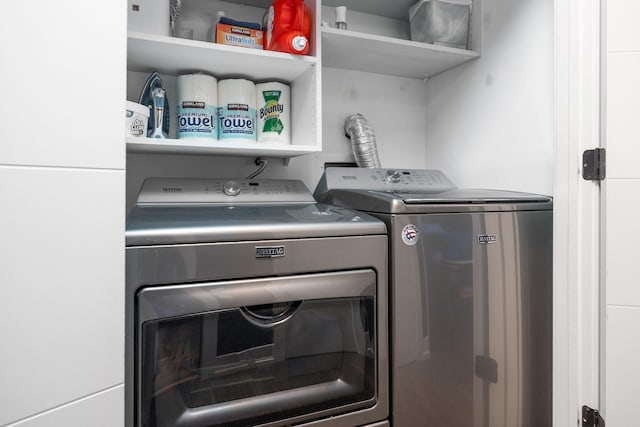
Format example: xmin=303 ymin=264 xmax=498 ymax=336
xmin=177 ymin=104 xmax=218 ymax=139
xmin=402 ymin=224 xmax=419 ymax=245
xmin=219 ymin=104 xmax=256 ymax=140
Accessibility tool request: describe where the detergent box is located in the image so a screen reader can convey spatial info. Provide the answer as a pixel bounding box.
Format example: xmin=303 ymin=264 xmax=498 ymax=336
xmin=216 ymin=24 xmax=264 ymax=50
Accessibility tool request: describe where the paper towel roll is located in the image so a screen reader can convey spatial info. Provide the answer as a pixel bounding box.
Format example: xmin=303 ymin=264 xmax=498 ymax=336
xmin=177 ymin=73 xmax=218 ymax=140
xmin=218 ymin=79 xmax=257 ymax=143
xmin=256 ymin=82 xmax=290 ymax=144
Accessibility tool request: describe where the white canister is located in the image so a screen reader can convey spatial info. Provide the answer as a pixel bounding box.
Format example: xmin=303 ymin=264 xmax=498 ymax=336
xmin=218 ymin=79 xmax=257 ymax=143
xmin=256 ymin=82 xmax=290 ymax=144
xmin=126 ymin=101 xmax=149 ymax=138
xmin=177 ymin=74 xmax=218 ymax=140
xmin=127 ymin=0 xmax=170 ymax=36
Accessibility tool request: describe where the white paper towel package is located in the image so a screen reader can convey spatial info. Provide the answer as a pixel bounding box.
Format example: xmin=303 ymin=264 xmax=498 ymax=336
xmin=177 ymin=74 xmax=218 ymax=140
xmin=257 ymin=82 xmax=290 ymax=144
xmin=218 ymin=79 xmax=257 ymax=143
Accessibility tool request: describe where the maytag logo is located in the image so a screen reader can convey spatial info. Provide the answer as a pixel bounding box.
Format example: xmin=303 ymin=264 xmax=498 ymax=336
xmin=477 ymin=234 xmax=498 ymax=244
xmin=255 ymin=246 xmax=285 ymax=258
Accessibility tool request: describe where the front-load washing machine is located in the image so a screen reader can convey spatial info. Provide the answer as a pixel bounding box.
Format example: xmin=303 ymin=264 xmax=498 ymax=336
xmin=315 ymin=167 xmax=552 ymax=427
xmin=125 ymin=178 xmax=389 ymax=427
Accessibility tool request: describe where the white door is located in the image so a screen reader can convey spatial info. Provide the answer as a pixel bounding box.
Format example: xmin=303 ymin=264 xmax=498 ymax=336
xmin=602 ymin=0 xmax=640 ymax=424
xmin=557 ymin=0 xmax=640 ymax=424
xmin=554 ymin=0 xmax=603 ymax=425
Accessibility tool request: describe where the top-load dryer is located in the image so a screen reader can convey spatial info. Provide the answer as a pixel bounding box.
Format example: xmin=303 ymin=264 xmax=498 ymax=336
xmin=315 ymin=167 xmax=553 ymax=427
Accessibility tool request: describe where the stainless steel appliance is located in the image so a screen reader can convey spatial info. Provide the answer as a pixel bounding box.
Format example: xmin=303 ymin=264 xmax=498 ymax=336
xmin=125 ymin=178 xmax=389 ymax=427
xmin=315 ymin=167 xmax=553 ymax=427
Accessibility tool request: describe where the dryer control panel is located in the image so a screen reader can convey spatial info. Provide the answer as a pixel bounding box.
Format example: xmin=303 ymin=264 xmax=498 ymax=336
xmin=315 ymin=167 xmax=457 ymax=195
xmin=136 ymin=178 xmax=315 ymax=205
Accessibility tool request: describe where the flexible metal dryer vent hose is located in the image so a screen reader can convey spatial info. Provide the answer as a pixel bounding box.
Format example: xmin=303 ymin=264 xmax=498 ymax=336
xmin=344 ymin=114 xmax=381 ymax=168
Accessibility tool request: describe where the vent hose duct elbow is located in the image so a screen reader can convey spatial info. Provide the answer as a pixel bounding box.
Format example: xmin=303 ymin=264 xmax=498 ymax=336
xmin=344 ymin=114 xmax=381 ymax=168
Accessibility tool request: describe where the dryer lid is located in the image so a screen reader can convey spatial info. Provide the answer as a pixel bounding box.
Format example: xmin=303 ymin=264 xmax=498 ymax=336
xmin=126 ymin=178 xmax=386 ymax=246
xmin=314 ymin=167 xmax=552 ymax=214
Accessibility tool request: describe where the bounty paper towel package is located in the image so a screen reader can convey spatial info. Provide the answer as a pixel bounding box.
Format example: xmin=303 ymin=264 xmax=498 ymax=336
xmin=257 ymin=82 xmax=290 ymax=144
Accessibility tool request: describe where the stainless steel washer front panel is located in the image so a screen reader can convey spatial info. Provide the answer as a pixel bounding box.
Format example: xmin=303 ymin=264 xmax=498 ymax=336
xmin=126 ymin=235 xmax=388 ymax=427
xmin=126 ymin=203 xmax=385 ymax=246
xmin=383 ymin=209 xmax=552 ymax=427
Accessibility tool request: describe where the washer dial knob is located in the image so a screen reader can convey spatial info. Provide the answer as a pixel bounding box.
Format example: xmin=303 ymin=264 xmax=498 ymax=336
xmin=385 ymin=170 xmax=402 ymax=183
xmin=223 ymin=180 xmax=241 ymax=196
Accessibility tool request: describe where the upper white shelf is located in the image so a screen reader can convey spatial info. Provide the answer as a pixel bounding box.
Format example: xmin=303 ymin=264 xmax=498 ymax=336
xmin=127 ymin=31 xmax=317 ymax=82
xmin=321 ymin=27 xmax=479 ymax=79
xmin=126 ymin=137 xmax=320 ymax=159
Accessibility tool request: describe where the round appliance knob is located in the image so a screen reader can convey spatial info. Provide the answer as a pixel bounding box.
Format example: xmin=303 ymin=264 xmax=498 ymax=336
xmin=223 ymin=180 xmax=241 ymax=196
xmin=385 ymin=170 xmax=402 ymax=183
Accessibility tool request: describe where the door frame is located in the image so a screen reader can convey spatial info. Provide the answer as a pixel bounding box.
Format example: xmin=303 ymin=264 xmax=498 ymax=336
xmin=553 ymin=0 xmax=603 ymax=425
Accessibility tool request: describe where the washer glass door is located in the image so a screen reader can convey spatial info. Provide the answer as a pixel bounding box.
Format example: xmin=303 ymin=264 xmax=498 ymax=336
xmin=136 ymin=270 xmax=378 ymax=427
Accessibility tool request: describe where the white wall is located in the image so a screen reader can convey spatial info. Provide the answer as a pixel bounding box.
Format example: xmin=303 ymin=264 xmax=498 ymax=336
xmin=604 ymin=0 xmax=640 ymax=423
xmin=0 ymin=1 xmax=126 ymax=425
xmin=7 ymin=387 xmax=123 ymax=427
xmin=287 ymin=67 xmax=429 ymax=185
xmin=422 ymin=0 xmax=554 ymax=196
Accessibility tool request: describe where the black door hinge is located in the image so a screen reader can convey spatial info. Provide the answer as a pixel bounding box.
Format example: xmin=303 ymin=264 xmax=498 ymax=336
xmin=583 ymin=148 xmax=606 ymax=181
xmin=474 ymin=355 xmax=498 ymax=383
xmin=582 ymin=405 xmax=606 ymax=426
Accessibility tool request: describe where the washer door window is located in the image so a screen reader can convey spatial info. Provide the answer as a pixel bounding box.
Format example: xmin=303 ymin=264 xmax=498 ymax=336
xmin=136 ymin=270 xmax=377 ymax=427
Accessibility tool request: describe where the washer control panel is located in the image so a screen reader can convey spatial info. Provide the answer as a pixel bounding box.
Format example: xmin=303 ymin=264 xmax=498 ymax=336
xmin=136 ymin=178 xmax=315 ymax=205
xmin=315 ymin=167 xmax=457 ymax=194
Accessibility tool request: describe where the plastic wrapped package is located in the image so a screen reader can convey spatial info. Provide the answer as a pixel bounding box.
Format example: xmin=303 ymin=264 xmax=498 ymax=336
xmin=409 ymin=0 xmax=472 ymax=50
